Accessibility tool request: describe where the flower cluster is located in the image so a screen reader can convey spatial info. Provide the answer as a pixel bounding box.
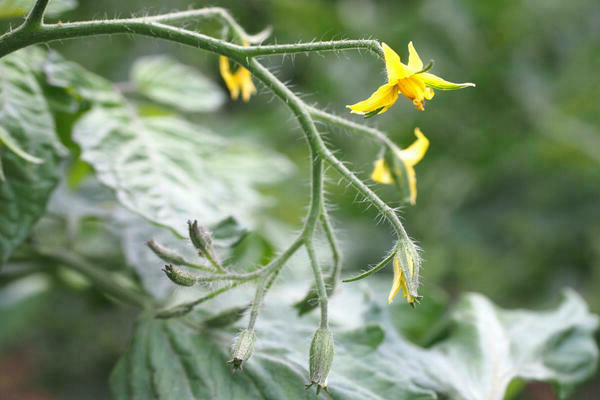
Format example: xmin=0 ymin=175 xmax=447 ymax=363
xmin=348 ymin=42 xmax=474 ymax=304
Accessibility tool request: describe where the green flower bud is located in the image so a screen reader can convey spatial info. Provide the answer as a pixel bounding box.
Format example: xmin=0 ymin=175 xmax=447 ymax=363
xmin=187 ymin=220 xmax=213 ymax=257
xmin=147 ymin=239 xmax=188 ymax=265
xmin=229 ymin=329 xmax=256 ymax=371
xmin=308 ymin=328 xmax=334 ymax=393
xmin=162 ymin=264 xmax=197 ymax=286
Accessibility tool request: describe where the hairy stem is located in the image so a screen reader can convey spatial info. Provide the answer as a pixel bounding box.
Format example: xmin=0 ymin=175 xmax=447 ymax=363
xmin=305 ymin=241 xmax=329 ymax=329
xmin=309 ymin=106 xmax=401 ymax=153
xmin=320 ymin=206 xmax=342 ymax=292
xmin=23 ymin=0 xmax=50 ymax=28
xmin=155 ymin=282 xmax=242 ymax=318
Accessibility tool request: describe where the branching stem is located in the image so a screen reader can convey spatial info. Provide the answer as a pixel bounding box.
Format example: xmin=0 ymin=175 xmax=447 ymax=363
xmin=1 ymin=6 xmax=417 ymax=327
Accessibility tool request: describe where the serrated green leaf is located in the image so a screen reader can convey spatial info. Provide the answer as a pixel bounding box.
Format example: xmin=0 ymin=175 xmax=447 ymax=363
xmin=131 ymin=55 xmax=225 ymax=113
xmin=72 ymin=107 xmax=293 ymax=236
xmin=0 ymin=49 xmax=62 ymax=264
xmin=0 ymin=0 xmax=77 ymax=18
xmin=110 ymin=286 xmax=598 ymax=400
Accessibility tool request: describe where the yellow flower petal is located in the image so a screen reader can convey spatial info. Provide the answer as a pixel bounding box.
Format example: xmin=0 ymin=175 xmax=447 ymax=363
xmin=407 ymin=41 xmax=423 ymax=72
xmin=397 ymin=128 xmax=429 ymax=204
xmin=347 ymin=83 xmax=399 ymax=115
xmin=219 ymin=40 xmax=256 ymax=102
xmin=396 ymin=128 xmax=429 ymax=167
xmin=234 ymin=66 xmax=256 ymax=102
xmin=371 ymin=158 xmax=393 ymax=184
xmin=388 ymin=255 xmax=403 ymax=304
xmin=419 ymin=72 xmax=476 ymax=90
xmin=396 ymin=76 xmax=429 ymax=110
xmin=403 ymin=164 xmax=418 ymax=205
xmin=388 ymin=254 xmax=415 ymax=304
xmin=382 ymin=42 xmax=410 ymax=82
xmin=219 ymin=56 xmax=240 ymax=100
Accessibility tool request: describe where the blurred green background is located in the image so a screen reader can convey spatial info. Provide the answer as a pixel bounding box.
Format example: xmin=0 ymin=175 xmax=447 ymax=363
xmin=1 ymin=0 xmax=599 ymax=399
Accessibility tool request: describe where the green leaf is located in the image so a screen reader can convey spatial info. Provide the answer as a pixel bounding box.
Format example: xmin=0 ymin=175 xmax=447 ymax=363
xmin=0 ymin=49 xmax=62 ymax=264
xmin=110 ymin=286 xmax=598 ymax=400
xmin=43 ymin=51 xmax=124 ymax=106
xmin=383 ymin=290 xmax=599 ymax=400
xmin=131 ymin=55 xmax=225 ymax=113
xmin=0 ymin=126 xmax=44 ymax=164
xmin=0 ymin=0 xmax=77 ymax=18
xmin=72 ymin=107 xmax=293 ymax=236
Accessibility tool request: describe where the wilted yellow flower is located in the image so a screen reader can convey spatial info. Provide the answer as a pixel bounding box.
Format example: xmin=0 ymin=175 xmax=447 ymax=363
xmin=347 ymin=42 xmax=475 ymax=114
xmin=371 ymin=128 xmax=429 ymax=205
xmin=219 ymin=41 xmax=256 ymax=102
xmin=388 ymin=253 xmax=415 ymax=304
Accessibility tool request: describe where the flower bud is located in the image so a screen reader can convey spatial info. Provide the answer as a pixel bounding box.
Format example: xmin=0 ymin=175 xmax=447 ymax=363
xmin=229 ymin=329 xmax=256 ymax=371
xmin=162 ymin=264 xmax=197 ymax=286
xmin=187 ymin=220 xmax=213 ymax=257
xmin=147 ymin=239 xmax=188 ymax=265
xmin=308 ymin=328 xmax=334 ymax=393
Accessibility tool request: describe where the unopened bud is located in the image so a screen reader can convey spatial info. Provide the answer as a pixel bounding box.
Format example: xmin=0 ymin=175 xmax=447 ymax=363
xmin=229 ymin=329 xmax=256 ymax=371
xmin=187 ymin=220 xmax=213 ymax=257
xmin=162 ymin=264 xmax=197 ymax=286
xmin=147 ymin=239 xmax=188 ymax=265
xmin=307 ymin=328 xmax=334 ymax=393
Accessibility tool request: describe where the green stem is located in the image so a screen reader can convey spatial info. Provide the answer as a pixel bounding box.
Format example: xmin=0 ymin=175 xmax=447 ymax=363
xmin=204 ymin=250 xmax=227 ymax=274
xmin=308 ymin=106 xmax=401 ymax=153
xmin=342 ymin=249 xmax=396 ymax=283
xmin=0 ymin=7 xmax=419 ymax=313
xmin=155 ymin=282 xmax=242 ymax=318
xmin=35 ymin=247 xmax=153 ymax=310
xmin=241 ymin=40 xmax=383 ymax=58
xmin=305 ymin=241 xmax=329 ymax=329
xmin=247 ymin=274 xmax=270 ymax=330
xmin=320 ymin=206 xmax=342 ymax=292
xmin=23 ymin=0 xmax=49 ymax=28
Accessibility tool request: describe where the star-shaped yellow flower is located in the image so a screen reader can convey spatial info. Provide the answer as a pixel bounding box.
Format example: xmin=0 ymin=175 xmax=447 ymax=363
xmin=388 ymin=252 xmax=415 ymax=304
xmin=219 ymin=41 xmax=256 ymax=102
xmin=371 ymin=128 xmax=429 ymax=205
xmin=347 ymin=42 xmax=475 ymax=114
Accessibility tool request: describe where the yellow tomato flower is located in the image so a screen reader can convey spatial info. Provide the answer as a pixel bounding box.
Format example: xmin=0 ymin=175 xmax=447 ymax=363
xmin=219 ymin=41 xmax=256 ymax=102
xmin=388 ymin=253 xmax=415 ymax=304
xmin=371 ymin=128 xmax=429 ymax=205
xmin=347 ymin=42 xmax=475 ymax=114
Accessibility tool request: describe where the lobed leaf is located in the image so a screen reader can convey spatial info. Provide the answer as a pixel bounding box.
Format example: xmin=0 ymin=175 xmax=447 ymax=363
xmin=131 ymin=55 xmax=226 ymax=113
xmin=0 ymin=49 xmax=62 ymax=264
xmin=110 ymin=285 xmax=598 ymax=400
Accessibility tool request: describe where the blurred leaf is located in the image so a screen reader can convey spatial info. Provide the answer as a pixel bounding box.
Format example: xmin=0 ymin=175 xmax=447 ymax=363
xmin=211 ymin=216 xmax=248 ymax=248
xmin=72 ymin=107 xmax=293 ymax=236
xmin=392 ymin=290 xmax=599 ymax=400
xmin=0 ymin=0 xmax=77 ymax=18
xmin=131 ymin=55 xmax=225 ymax=113
xmin=44 ymin=51 xmax=124 ymax=106
xmin=0 ymin=126 xmax=44 ymax=164
xmin=110 ymin=286 xmax=598 ymax=400
xmin=0 ymin=49 xmax=62 ymax=264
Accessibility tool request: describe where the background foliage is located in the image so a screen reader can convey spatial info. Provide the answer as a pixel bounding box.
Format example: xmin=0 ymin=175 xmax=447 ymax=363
xmin=0 ymin=0 xmax=599 ymax=399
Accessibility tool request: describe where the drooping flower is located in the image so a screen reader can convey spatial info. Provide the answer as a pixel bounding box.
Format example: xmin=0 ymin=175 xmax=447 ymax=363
xmin=371 ymin=128 xmax=429 ymax=205
xmin=347 ymin=42 xmax=475 ymax=114
xmin=219 ymin=41 xmax=256 ymax=102
xmin=388 ymin=253 xmax=415 ymax=304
